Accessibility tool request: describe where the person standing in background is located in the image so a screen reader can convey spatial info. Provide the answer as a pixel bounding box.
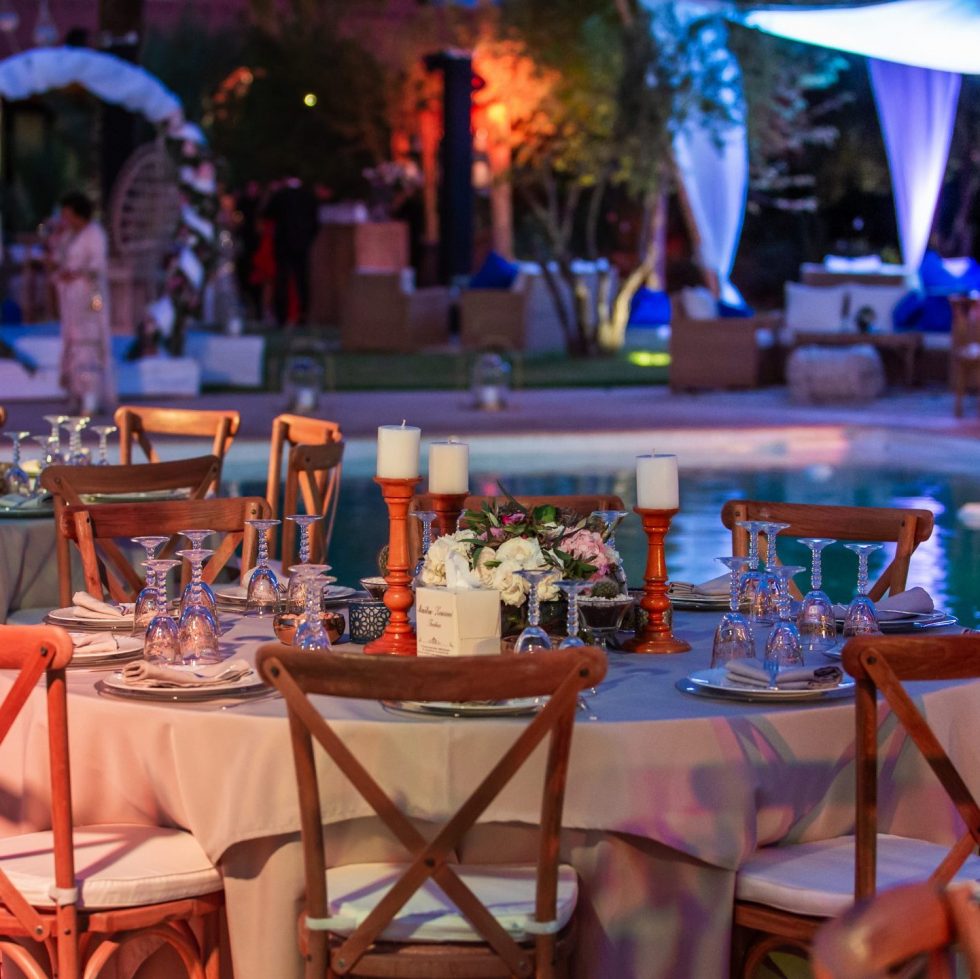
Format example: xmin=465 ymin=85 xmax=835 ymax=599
xmin=265 ymin=175 xmax=318 ymax=327
xmin=53 ymin=191 xmax=115 ymax=414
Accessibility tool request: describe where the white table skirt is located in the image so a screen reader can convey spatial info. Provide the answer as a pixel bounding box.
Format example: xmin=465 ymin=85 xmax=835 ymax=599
xmin=0 ymin=611 xmax=975 ymax=978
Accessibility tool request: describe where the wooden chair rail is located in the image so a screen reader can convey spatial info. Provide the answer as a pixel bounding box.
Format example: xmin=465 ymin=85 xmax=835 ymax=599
xmin=281 ymin=440 xmax=344 ymax=567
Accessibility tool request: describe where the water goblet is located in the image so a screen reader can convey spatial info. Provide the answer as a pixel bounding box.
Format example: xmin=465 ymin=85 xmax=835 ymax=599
xmin=750 ymin=521 xmax=791 ymax=626
xmin=843 ymin=543 xmax=884 ymax=638
xmin=513 ymin=569 xmax=555 ymax=653
xmin=797 ymin=538 xmax=837 ymax=655
xmin=143 ymin=558 xmax=182 ymax=663
xmin=764 ymin=565 xmax=807 ymax=682
xmin=61 ymin=416 xmax=91 ymax=466
xmin=246 ymin=518 xmax=282 ymax=616
xmin=41 ymin=415 xmax=68 ymax=462
xmin=412 ymin=510 xmax=438 ymax=580
xmin=176 ymin=548 xmax=220 ymax=664
xmin=4 ymin=431 xmax=32 ymax=496
xmin=287 ymin=514 xmax=323 ymax=565
xmin=132 ymin=535 xmax=171 ymax=631
xmin=735 ymin=520 xmax=765 ymax=613
xmin=292 ymin=564 xmax=333 ymax=652
xmin=179 ymin=529 xmax=217 ymax=609
xmin=89 ymin=424 xmax=117 ymax=465
xmin=553 ymin=579 xmax=586 ymax=648
xmin=711 ymin=556 xmax=756 ymax=668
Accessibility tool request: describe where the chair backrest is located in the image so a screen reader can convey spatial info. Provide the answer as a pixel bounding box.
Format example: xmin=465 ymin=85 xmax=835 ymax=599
xmin=811 ymin=879 xmax=980 ymax=979
xmin=0 ymin=405 xmax=6 ymax=429
xmin=842 ymin=635 xmax=980 ymax=903
xmin=59 ymin=496 xmax=269 ymax=603
xmin=114 ymin=406 xmax=240 ymax=490
xmin=721 ymin=499 xmax=934 ymax=601
xmin=41 ymin=455 xmax=220 ymax=608
xmin=265 ymin=414 xmax=343 ymax=562
xmin=0 ymin=625 xmax=77 ymax=977
xmin=257 ymin=644 xmax=606 ymax=978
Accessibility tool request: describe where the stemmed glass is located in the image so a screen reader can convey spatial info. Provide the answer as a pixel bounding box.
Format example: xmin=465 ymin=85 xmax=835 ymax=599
xmin=180 ymin=529 xmax=217 ymax=608
xmin=143 ymin=558 xmax=181 ymax=663
xmin=90 ymin=425 xmax=117 ymax=466
xmin=513 ymin=570 xmax=554 ymax=653
xmin=412 ymin=510 xmax=437 ymax=580
xmin=711 ymin=556 xmax=756 ymax=668
xmin=132 ymin=535 xmax=171 ymax=631
xmin=751 ymin=521 xmax=791 ymax=626
xmin=735 ymin=520 xmax=765 ymax=613
xmin=4 ymin=432 xmax=32 ymax=496
xmin=177 ymin=548 xmax=220 ymax=664
xmin=246 ymin=518 xmax=282 ymax=616
xmin=61 ymin=417 xmax=91 ymax=466
xmin=286 ymin=514 xmax=323 ymax=609
xmin=41 ymin=415 xmax=68 ymax=463
xmin=797 ymin=538 xmax=837 ymax=655
xmin=292 ymin=564 xmax=333 ymax=652
xmin=553 ymin=580 xmax=586 ymax=648
xmin=843 ymin=543 xmax=883 ymax=637
xmin=764 ymin=565 xmax=807 ymax=682
xmin=577 ymin=588 xmax=633 ymax=653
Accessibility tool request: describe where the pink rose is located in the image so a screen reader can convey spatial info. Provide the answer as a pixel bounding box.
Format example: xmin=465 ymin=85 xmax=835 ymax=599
xmin=501 ymin=513 xmax=524 ymax=525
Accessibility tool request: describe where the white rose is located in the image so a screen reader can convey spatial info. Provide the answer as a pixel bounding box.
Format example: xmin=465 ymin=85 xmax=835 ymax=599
xmin=495 ymin=536 xmax=547 ymax=569
xmin=491 ymin=558 xmax=530 ymax=606
xmin=421 ymin=532 xmax=474 ymax=586
xmin=474 ymin=547 xmax=499 ymax=589
xmin=537 ymin=571 xmax=560 ymax=603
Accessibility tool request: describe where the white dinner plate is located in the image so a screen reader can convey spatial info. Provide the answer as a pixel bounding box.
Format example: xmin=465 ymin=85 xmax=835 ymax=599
xmin=833 ymin=610 xmax=956 ymax=633
xmin=680 ymin=668 xmax=855 ymax=702
xmin=46 ymin=605 xmax=136 ymax=631
xmin=98 ymin=667 xmax=265 ymax=702
xmin=71 ymin=636 xmax=144 ymax=665
xmin=384 ymin=698 xmax=541 ymax=718
xmin=668 ymin=594 xmax=730 ymax=611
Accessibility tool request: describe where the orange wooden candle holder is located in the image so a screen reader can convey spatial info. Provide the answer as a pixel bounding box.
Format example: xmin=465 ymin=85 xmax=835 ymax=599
xmin=365 ymin=476 xmax=420 ymax=656
xmin=622 ymin=507 xmax=691 ymax=655
xmin=429 ymin=492 xmax=468 ymax=538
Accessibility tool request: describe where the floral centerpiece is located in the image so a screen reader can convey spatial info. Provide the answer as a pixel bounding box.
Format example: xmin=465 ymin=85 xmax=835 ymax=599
xmin=417 ymin=497 xmax=624 ymax=631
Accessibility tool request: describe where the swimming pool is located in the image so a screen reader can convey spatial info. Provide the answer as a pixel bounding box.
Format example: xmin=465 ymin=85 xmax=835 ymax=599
xmin=222 ymin=426 xmax=980 ymax=628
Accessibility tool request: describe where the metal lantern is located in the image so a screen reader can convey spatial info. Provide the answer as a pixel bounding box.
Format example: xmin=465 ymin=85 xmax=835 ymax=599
xmin=470 ymin=352 xmax=511 ymax=411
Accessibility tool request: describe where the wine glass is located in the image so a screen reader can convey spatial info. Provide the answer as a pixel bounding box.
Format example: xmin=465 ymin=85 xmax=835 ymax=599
xmin=246 ymin=518 xmax=282 ymax=616
xmin=179 ymin=529 xmax=217 ymax=608
xmin=764 ymin=565 xmax=806 ymax=683
xmin=89 ymin=424 xmax=117 ymax=465
xmin=177 ymin=548 xmax=220 ymax=664
xmin=41 ymin=415 xmax=68 ymax=462
xmin=292 ymin=564 xmax=332 ymax=652
xmin=4 ymin=432 xmax=32 ymax=496
xmin=843 ymin=543 xmax=883 ymax=638
xmin=132 ymin=535 xmax=171 ymax=631
xmin=412 ymin=510 xmax=437 ymax=579
xmin=285 ymin=515 xmax=323 ymax=608
xmin=797 ymin=538 xmax=837 ymax=655
xmin=143 ymin=558 xmax=181 ymax=663
xmin=61 ymin=417 xmax=91 ymax=466
xmin=512 ymin=569 xmax=555 ymax=653
xmin=750 ymin=521 xmax=791 ymax=626
xmin=553 ymin=580 xmax=586 ymax=648
xmin=735 ymin=520 xmax=765 ymax=613
xmin=711 ymin=556 xmax=756 ymax=668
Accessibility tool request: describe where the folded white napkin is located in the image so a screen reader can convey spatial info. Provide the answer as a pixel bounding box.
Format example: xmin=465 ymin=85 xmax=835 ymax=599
xmin=121 ymin=658 xmax=253 ymax=688
xmin=670 ymin=573 xmax=731 ymax=597
xmin=725 ymin=659 xmax=844 ymax=690
xmin=832 ymin=586 xmax=934 ymax=622
xmin=70 ymin=592 xmax=130 ymax=620
xmin=69 ymin=632 xmax=119 ymax=654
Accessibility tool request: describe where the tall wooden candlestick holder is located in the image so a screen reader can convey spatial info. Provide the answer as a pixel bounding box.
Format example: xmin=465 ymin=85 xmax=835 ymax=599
xmin=623 ymin=507 xmax=691 ymax=655
xmin=365 ymin=476 xmax=420 ymax=656
xmin=429 ymin=492 xmax=469 ymax=538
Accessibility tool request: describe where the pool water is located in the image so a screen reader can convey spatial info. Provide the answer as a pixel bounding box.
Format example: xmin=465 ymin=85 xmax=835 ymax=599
xmin=242 ymin=460 xmax=980 ymax=629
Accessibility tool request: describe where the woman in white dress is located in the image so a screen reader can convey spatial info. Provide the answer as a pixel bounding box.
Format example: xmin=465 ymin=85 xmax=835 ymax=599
xmin=54 ymin=191 xmax=115 ymax=414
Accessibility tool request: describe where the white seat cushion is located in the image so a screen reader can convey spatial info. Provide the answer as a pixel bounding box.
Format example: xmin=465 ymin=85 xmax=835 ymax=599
xmin=784 ymin=282 xmax=849 ymax=337
xmin=0 ymin=824 xmax=222 ymax=909
xmin=846 ymin=283 xmax=908 ymax=333
xmin=737 ymin=834 xmax=980 ymax=918
xmin=680 ymin=286 xmax=718 ymax=320
xmin=323 ymin=862 xmax=578 ymax=943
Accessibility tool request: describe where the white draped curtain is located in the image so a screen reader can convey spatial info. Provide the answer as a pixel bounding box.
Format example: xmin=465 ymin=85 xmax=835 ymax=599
xmin=672 ymin=120 xmax=748 ymax=305
xmin=868 ymin=59 xmax=962 ymax=277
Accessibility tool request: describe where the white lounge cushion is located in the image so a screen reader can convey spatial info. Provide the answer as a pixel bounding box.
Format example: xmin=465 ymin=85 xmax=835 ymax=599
xmin=784 ymin=282 xmax=849 ymax=336
xmin=0 ymin=824 xmax=222 ymax=909
xmin=737 ymin=834 xmax=980 ymax=918
xmin=322 ymin=862 xmax=578 ymax=943
xmin=846 ymin=283 xmax=908 ymax=333
xmin=680 ymin=286 xmax=718 ymax=320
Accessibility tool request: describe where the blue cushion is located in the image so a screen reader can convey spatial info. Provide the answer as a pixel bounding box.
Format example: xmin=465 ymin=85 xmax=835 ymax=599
xmin=892 ymin=290 xmax=952 ymax=333
xmin=919 ymin=250 xmax=980 ymax=296
xmin=469 ymin=251 xmax=520 ymax=290
xmin=718 ymin=299 xmax=755 ymax=318
xmin=628 ymin=288 xmax=671 ymax=326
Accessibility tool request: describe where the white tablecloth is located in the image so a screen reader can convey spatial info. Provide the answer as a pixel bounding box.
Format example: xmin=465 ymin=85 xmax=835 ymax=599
xmin=0 ymin=611 xmax=975 ymax=978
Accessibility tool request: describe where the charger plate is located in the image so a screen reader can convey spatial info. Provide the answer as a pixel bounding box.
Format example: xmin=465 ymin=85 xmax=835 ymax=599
xmin=833 ymin=610 xmax=957 ymax=634
xmin=383 ymin=698 xmax=541 ymax=718
xmin=668 ymin=594 xmax=730 ymax=611
xmin=677 ymin=668 xmax=855 ymax=703
xmin=97 ymin=668 xmax=264 ymax=702
xmin=0 ymin=501 xmax=54 ymax=518
xmin=71 ymin=636 xmax=144 ymax=666
xmin=214 ymin=583 xmax=356 ymax=604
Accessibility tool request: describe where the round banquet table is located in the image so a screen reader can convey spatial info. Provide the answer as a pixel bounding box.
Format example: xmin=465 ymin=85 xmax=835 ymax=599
xmin=0 ymin=610 xmax=976 ymax=979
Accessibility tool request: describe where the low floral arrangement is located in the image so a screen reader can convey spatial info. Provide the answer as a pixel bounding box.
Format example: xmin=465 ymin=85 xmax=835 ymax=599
xmin=418 ymin=497 xmax=623 ymax=607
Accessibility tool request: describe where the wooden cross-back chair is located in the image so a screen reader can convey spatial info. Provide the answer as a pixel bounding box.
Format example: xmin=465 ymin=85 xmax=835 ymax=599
xmin=951 ymin=295 xmax=980 ymax=418
xmin=256 ymin=644 xmax=606 ymax=979
xmin=721 ymin=499 xmax=935 ymax=601
xmin=58 ymin=496 xmax=268 ymax=604
xmin=41 ymin=455 xmax=220 ymax=608
xmin=0 ymin=624 xmax=223 ymax=979
xmin=812 ymin=879 xmax=980 ymax=979
xmin=732 ymin=635 xmax=980 ymax=978
xmin=265 ymin=414 xmax=343 ymax=564
xmin=114 ymin=406 xmax=240 ymax=492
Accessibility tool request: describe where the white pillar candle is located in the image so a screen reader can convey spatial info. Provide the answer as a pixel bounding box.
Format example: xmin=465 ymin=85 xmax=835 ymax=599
xmin=428 ymin=440 xmax=469 ymax=494
xmin=636 ymin=454 xmax=679 ymax=510
xmin=377 ymin=423 xmax=421 ymax=479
